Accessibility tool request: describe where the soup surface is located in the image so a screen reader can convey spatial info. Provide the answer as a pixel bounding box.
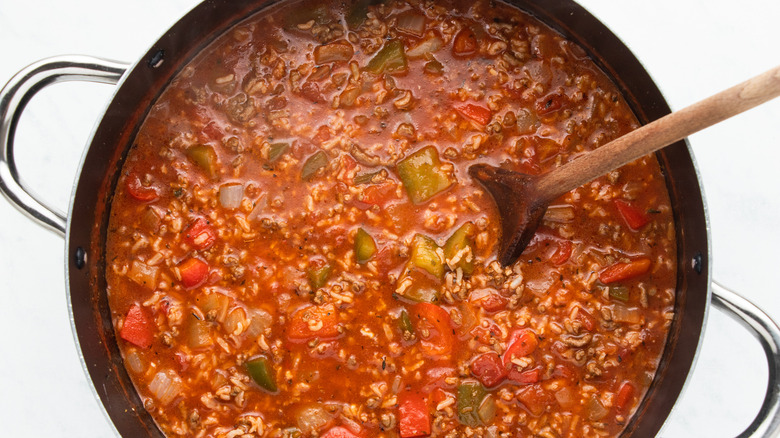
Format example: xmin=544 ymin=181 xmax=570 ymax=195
xmin=105 ymin=0 xmax=677 ymax=436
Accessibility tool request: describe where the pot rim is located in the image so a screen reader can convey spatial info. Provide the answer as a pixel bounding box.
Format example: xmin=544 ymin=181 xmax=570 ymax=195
xmin=56 ymin=0 xmax=714 ymax=436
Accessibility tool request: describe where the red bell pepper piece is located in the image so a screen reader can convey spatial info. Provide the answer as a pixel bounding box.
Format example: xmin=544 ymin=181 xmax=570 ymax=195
xmin=398 ymin=391 xmax=431 ymax=437
xmin=315 ymin=125 xmax=331 ymax=142
xmin=614 ymin=199 xmax=650 ymax=230
xmin=422 ymin=367 xmax=456 ymax=394
xmin=516 ymin=384 xmax=552 ymax=417
xmin=599 ymin=258 xmax=651 ymax=284
xmin=508 ymin=366 xmax=542 ymax=385
xmin=301 ymin=81 xmax=324 ymax=103
xmin=502 ymin=329 xmax=538 ymax=367
xmin=470 ymin=322 xmax=501 ymax=346
xmin=468 ymin=289 xmax=508 ymax=313
xmin=452 ymin=27 xmax=478 ymax=56
xmin=550 ymin=240 xmax=573 ymax=265
xmin=552 ymin=364 xmax=577 ymax=381
xmin=430 ymin=387 xmax=451 ymax=406
xmin=453 ymin=103 xmax=492 ymax=126
xmin=362 ymin=181 xmax=397 ymax=206
xmin=120 ymin=303 xmax=154 ymax=348
xmin=202 ymin=121 xmax=223 ymax=141
xmin=576 ymin=307 xmax=597 ymax=331
xmin=179 ymin=257 xmax=209 ymax=289
xmin=184 ymin=217 xmax=218 ymax=250
xmin=373 ymin=246 xmax=405 ymax=277
xmin=340 ymin=153 xmax=356 ymax=171
xmin=615 ymin=381 xmax=635 ymax=411
xmin=125 ymin=172 xmax=159 ymax=202
xmin=536 ymin=93 xmax=564 ymax=115
xmin=287 ymin=304 xmax=341 ymax=342
xmin=411 ymin=303 xmax=455 ymax=357
xmin=470 ymin=352 xmax=507 ymax=387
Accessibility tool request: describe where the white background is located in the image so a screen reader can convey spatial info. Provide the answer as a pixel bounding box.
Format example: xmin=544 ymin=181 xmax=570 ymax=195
xmin=1 ymin=1 xmax=778 ymax=436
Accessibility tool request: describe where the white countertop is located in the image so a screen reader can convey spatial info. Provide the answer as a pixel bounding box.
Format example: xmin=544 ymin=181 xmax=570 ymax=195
xmin=1 ymin=1 xmax=778 ymax=436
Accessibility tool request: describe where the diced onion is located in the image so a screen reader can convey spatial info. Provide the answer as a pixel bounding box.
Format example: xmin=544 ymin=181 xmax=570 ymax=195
xmin=525 ymin=60 xmax=552 ymax=86
xmin=211 ymin=371 xmax=228 ymax=390
xmin=148 ymin=369 xmax=183 ymax=406
xmin=224 ymin=307 xmax=248 ymax=336
xmin=246 ymin=308 xmax=274 ymax=338
xmin=478 ymin=394 xmax=497 ymax=423
xmin=515 ymin=108 xmax=537 ymax=133
xmin=314 ymin=40 xmax=354 ymax=64
xmin=186 ymin=313 xmax=212 ymax=349
xmin=296 ymin=404 xmax=333 ymax=434
xmin=623 ymin=181 xmax=643 ymax=199
xmin=248 ymin=196 xmax=267 ymax=221
xmin=219 ymin=183 xmax=244 ymax=209
xmin=128 ymin=261 xmax=159 ymax=288
xmin=554 ymin=387 xmax=575 ymax=408
xmin=339 ymin=86 xmax=361 ymax=108
xmin=468 ymin=288 xmax=494 ymax=303
xmin=406 ymin=35 xmax=443 ymax=58
xmin=544 ymin=205 xmax=575 ymax=223
xmin=611 ymin=304 xmax=642 ymax=324
xmin=526 ymin=277 xmax=554 ymax=297
xmin=200 ymin=292 xmax=230 ymax=322
xmin=125 ymin=350 xmax=145 ymax=374
xmin=586 ymin=396 xmax=609 ymax=421
xmin=141 ymin=207 xmax=161 ymax=231
xmin=339 ymin=415 xmax=363 ymax=435
xmin=396 ymin=12 xmax=426 ymax=38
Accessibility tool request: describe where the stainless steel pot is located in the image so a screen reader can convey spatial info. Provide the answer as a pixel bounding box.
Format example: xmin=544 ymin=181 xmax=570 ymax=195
xmin=1 ymin=0 xmax=778 ymax=436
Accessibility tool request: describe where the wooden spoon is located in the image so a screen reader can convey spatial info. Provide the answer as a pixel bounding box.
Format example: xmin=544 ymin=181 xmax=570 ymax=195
xmin=469 ymin=65 xmax=780 ymax=266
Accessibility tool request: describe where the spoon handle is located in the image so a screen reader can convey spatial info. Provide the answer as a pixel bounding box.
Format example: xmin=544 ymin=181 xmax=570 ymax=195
xmin=535 ymin=64 xmax=780 ymax=201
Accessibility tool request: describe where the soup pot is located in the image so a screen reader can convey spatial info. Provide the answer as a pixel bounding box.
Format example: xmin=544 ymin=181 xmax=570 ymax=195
xmin=1 ymin=0 xmax=778 ymax=436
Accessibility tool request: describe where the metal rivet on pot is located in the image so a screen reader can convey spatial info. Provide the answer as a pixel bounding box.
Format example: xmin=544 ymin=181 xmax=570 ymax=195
xmin=691 ymin=252 xmax=703 ymax=274
xmin=148 ymin=49 xmax=165 ymax=68
xmin=74 ymin=247 xmax=87 ymax=269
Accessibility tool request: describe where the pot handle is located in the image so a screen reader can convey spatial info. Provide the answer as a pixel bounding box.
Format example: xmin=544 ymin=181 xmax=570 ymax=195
xmin=0 ymin=55 xmax=128 ymax=236
xmin=712 ymin=282 xmax=780 ymax=437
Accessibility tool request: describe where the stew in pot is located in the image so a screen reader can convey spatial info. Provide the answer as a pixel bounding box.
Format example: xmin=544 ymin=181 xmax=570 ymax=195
xmin=105 ymin=0 xmax=677 ymax=436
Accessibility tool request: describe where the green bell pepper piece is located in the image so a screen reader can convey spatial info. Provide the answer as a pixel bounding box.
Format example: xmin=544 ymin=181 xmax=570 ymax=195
xmin=346 ymin=0 xmax=383 ymax=29
xmin=355 ymin=228 xmax=377 ymax=264
xmin=365 ymin=39 xmax=408 ymax=75
xmin=444 ymin=222 xmax=477 ymax=275
xmin=267 ymin=142 xmax=290 ymax=163
xmin=404 ymin=283 xmax=439 ymax=303
xmin=457 ymin=380 xmax=487 ymax=427
xmin=398 ymin=309 xmax=414 ymax=335
xmin=302 ymin=150 xmax=329 ymax=181
xmin=396 ymin=266 xmax=440 ymax=304
xmin=284 ymin=4 xmax=329 ymax=28
xmin=308 ymin=263 xmax=332 ymax=290
xmin=410 ymin=234 xmax=444 ymax=278
xmin=609 ymin=285 xmax=630 ymax=302
xmin=424 ymin=58 xmax=444 ymax=75
xmin=246 ymin=355 xmax=277 ymax=392
xmin=187 ymin=144 xmax=218 ymax=178
xmin=353 ymin=170 xmax=382 ymax=185
xmin=397 ymin=146 xmax=454 ymax=204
